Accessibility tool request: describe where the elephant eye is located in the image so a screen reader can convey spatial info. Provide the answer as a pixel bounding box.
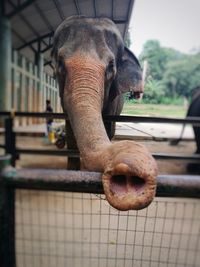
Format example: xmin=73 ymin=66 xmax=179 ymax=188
xmin=57 ymin=59 xmax=65 ymax=74
xmin=108 ymin=60 xmax=115 ymax=71
xmin=106 ymin=59 xmax=116 ymax=80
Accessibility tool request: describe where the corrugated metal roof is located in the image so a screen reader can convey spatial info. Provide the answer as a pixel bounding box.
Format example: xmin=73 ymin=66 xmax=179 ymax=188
xmin=3 ymin=0 xmax=135 ymax=67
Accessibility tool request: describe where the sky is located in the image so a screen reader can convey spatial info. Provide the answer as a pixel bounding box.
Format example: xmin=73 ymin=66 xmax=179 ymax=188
xmin=129 ymin=0 xmax=200 ymax=56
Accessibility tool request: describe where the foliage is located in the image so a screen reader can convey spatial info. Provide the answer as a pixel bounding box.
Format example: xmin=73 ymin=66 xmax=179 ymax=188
xmin=139 ymin=40 xmax=184 ymax=80
xmin=162 ymin=53 xmax=200 ymax=98
xmin=138 ymin=40 xmax=200 ymax=102
xmin=142 ymin=78 xmax=165 ymax=104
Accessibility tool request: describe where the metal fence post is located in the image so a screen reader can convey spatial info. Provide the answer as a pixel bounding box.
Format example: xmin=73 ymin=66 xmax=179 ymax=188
xmin=0 ymin=155 xmax=16 ymax=267
xmin=5 ymin=117 xmax=17 ymax=166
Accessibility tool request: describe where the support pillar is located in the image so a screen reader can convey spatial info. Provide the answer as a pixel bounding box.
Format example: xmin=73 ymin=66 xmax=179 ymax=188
xmin=35 ymin=52 xmax=44 ymax=122
xmin=38 ymin=53 xmax=44 ymax=113
xmin=0 ymin=18 xmax=11 ymax=114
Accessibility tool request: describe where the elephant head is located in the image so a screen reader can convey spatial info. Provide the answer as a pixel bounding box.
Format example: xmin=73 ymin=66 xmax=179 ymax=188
xmin=52 ymin=16 xmax=158 ymax=210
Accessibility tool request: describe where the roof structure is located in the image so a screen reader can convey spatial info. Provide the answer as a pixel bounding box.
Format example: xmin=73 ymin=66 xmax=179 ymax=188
xmin=2 ymin=0 xmax=135 ymax=67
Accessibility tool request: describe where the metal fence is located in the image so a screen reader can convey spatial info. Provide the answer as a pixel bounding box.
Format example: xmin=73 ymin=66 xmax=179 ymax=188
xmin=1 ymin=112 xmax=200 ymax=167
xmin=15 ymin=191 xmax=200 ymax=267
xmin=0 ymin=156 xmax=200 ymax=267
xmin=0 ymin=113 xmax=200 ymax=267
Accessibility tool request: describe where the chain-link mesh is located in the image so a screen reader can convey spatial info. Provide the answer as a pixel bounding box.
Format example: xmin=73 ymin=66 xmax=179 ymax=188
xmin=15 ymin=190 xmax=200 ymax=267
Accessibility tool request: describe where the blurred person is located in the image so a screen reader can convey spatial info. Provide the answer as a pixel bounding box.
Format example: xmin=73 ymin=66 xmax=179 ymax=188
xmin=45 ymin=99 xmax=54 ymax=143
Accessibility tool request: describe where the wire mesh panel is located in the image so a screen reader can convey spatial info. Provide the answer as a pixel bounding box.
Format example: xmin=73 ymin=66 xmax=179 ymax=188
xmin=15 ymin=190 xmax=200 ymax=267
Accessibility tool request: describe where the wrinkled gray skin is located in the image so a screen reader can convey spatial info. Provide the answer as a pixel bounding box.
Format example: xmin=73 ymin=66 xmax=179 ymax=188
xmin=52 ymin=16 xmax=143 ymax=139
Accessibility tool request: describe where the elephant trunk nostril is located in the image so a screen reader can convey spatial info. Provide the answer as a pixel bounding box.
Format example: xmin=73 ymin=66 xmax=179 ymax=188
xmin=110 ymin=174 xmax=146 ymax=196
xmin=110 ymin=175 xmax=127 ymax=195
xmin=129 ymin=176 xmax=146 ymax=193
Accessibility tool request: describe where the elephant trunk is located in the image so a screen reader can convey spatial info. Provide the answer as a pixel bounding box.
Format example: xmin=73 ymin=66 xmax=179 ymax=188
xmin=63 ymin=54 xmax=157 ymax=211
xmin=63 ymin=55 xmax=110 ymax=169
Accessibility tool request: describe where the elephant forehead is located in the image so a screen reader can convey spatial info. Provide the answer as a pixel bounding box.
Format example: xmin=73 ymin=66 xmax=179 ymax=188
xmin=53 ymin=17 xmax=123 ymax=56
xmin=55 ymin=16 xmax=121 ymax=39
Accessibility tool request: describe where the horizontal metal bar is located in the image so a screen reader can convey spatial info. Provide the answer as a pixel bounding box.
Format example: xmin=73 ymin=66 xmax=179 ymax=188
xmin=2 ymin=167 xmax=200 ymax=198
xmin=15 ymin=148 xmax=200 ymax=162
xmin=107 ymin=115 xmax=200 ymax=125
xmin=0 ymin=111 xmax=200 ymax=125
xmin=16 ymin=148 xmax=79 ymax=157
xmin=0 ymin=111 xmax=67 ymax=119
xmin=153 ymin=153 xmax=200 ymax=162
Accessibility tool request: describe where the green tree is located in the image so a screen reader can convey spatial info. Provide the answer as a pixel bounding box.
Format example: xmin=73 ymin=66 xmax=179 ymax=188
xmin=143 ymin=78 xmax=165 ymax=103
xmin=139 ymin=39 xmax=200 ymax=101
xmin=163 ymin=53 xmax=200 ymax=98
xmin=139 ymin=40 xmax=183 ymax=81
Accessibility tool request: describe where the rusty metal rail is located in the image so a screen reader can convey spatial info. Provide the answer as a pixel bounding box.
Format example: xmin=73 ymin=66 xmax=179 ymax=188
xmin=1 ymin=155 xmax=200 ymax=267
xmin=3 ymin=168 xmax=200 ymax=198
xmin=0 ymin=155 xmax=200 ymax=198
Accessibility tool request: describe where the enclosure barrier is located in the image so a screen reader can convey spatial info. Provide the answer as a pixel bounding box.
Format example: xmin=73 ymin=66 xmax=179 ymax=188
xmin=0 ymin=112 xmax=200 ymax=266
xmin=1 ymin=111 xmax=200 ymax=167
xmin=0 ymin=155 xmax=200 ymax=267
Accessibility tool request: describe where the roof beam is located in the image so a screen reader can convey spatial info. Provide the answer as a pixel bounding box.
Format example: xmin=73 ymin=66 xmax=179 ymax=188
xmin=113 ymin=19 xmax=127 ymax=24
xmin=8 ymin=0 xmax=49 ymax=50
xmin=12 ymin=29 xmax=37 ymax=53
xmin=7 ymin=0 xmax=36 ymax=18
xmin=53 ymin=0 xmax=65 ymax=21
xmin=17 ymin=32 xmax=54 ymax=51
xmin=73 ymin=0 xmax=81 ymax=15
xmin=93 ymin=0 xmax=97 ymax=17
xmin=8 ymin=0 xmax=37 ymax=36
xmin=34 ymin=2 xmax=54 ymax=32
xmin=111 ymin=0 xmax=114 ymax=20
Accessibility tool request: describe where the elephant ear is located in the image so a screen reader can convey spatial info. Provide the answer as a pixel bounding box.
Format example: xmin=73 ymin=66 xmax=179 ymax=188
xmin=115 ymin=47 xmax=143 ymax=97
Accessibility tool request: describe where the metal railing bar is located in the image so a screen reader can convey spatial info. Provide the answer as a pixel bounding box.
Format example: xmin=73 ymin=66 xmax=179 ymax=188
xmin=2 ymin=167 xmax=200 ymax=198
xmin=0 ymin=111 xmax=200 ymax=125
xmin=153 ymin=153 xmax=200 ymax=161
xmin=15 ymin=148 xmax=200 ymax=162
xmin=16 ymin=148 xmax=79 ymax=157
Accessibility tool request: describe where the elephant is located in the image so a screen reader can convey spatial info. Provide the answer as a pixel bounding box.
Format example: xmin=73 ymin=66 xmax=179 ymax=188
xmin=171 ymin=87 xmax=200 ymax=173
xmin=52 ymin=16 xmax=158 ymax=211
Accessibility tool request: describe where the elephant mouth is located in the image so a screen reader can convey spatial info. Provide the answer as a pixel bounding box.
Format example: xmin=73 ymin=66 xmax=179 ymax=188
xmin=133 ymin=91 xmax=142 ymax=99
xmin=130 ymin=82 xmax=144 ymax=100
